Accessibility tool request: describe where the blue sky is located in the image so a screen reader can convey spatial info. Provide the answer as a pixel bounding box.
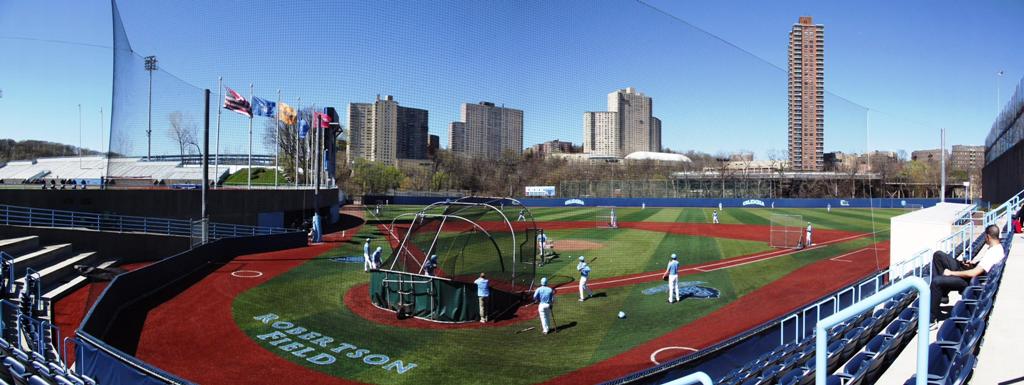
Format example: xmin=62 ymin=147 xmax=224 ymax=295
xmin=1 ymin=0 xmax=1021 ymax=158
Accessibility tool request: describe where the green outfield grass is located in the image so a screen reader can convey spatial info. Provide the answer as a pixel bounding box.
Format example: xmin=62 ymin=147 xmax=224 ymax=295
xmin=232 ymin=206 xmax=899 ymax=384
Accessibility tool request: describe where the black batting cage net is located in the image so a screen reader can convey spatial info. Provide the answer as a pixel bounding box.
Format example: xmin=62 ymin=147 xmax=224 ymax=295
xmin=383 ymin=197 xmax=538 ymax=291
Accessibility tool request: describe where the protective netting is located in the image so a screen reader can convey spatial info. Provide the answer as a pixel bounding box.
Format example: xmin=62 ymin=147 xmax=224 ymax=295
xmin=383 ymin=197 xmax=537 ymax=290
xmin=769 ymin=213 xmax=805 ymax=249
xmin=107 ymin=1 xmax=336 ymax=188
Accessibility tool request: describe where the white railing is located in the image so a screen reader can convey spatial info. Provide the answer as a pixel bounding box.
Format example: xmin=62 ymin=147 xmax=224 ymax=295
xmin=0 ymin=204 xmax=296 ymax=241
xmin=779 ymin=271 xmax=886 ymax=345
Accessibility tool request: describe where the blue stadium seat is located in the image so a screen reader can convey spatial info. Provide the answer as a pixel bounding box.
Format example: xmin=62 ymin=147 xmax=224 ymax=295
xmin=739 ymin=376 xmax=759 ymax=385
xmin=50 ymin=374 xmax=74 ymax=385
xmin=778 ymin=369 xmax=805 ymax=385
xmin=758 ymin=364 xmax=783 ymax=384
xmin=2 ymin=356 xmax=28 ymax=383
xmin=903 ymin=344 xmax=957 ymax=385
xmin=27 ymin=375 xmax=54 ymax=385
xmin=936 ymin=321 xmax=965 ymax=349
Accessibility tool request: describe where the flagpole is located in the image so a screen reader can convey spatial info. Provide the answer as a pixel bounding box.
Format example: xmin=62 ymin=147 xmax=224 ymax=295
xmin=305 ymin=103 xmax=309 ymax=188
xmin=295 ymin=97 xmax=301 ymax=189
xmin=215 ymin=77 xmax=222 ymax=189
xmin=275 ymin=89 xmax=281 ymax=188
xmin=248 ymin=82 xmax=253 ymax=189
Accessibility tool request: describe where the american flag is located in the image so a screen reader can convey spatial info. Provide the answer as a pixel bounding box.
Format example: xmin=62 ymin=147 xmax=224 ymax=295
xmin=223 ymin=87 xmax=252 ymax=118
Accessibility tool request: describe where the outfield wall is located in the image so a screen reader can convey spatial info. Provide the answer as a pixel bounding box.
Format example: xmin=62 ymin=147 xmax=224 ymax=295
xmin=366 ymin=195 xmax=965 ymax=209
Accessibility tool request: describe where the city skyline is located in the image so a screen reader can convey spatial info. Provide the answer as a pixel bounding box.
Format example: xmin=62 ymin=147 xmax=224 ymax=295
xmin=1 ymin=1 xmax=1022 ymax=160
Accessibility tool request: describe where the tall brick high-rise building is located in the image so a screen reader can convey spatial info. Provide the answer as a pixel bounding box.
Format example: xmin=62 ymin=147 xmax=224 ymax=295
xmin=347 ymin=95 xmax=428 ymax=166
xmin=788 ymin=16 xmax=825 ymax=171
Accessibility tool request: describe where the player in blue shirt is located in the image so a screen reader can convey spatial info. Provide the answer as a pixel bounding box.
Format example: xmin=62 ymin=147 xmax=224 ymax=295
xmin=370 ymin=246 xmax=383 ymax=270
xmin=663 ymin=254 xmax=681 ymax=303
xmin=474 ymin=273 xmax=489 ymax=322
xmin=577 ymin=256 xmax=593 ymax=301
xmin=533 ymin=277 xmax=555 ymax=334
xmin=363 ymin=238 xmax=372 ymax=272
xmin=424 ymin=254 xmax=438 ymax=276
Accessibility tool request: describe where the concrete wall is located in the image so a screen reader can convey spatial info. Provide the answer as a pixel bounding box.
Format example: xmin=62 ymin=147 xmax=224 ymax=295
xmin=0 ymin=188 xmax=341 ymax=228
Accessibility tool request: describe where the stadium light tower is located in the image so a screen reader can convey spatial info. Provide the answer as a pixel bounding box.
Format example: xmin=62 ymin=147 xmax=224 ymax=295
xmin=996 ymin=70 xmax=1004 ymax=116
xmin=144 ymin=55 xmax=158 ymax=161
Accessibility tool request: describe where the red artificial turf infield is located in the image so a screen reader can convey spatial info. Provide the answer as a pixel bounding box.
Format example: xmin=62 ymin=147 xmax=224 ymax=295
xmin=124 ymin=215 xmax=885 ymax=384
xmin=129 ymin=223 xmax=364 ymax=385
xmin=540 ymin=241 xmax=890 ymax=385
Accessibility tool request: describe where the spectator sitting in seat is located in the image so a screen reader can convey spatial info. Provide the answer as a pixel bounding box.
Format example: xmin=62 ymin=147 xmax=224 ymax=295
xmin=929 ymin=224 xmax=1005 ymax=322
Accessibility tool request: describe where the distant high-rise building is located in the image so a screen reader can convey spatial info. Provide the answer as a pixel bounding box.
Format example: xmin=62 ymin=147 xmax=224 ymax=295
xmin=450 ymin=102 xmax=523 ymax=159
xmin=652 ymin=117 xmax=662 ymax=152
xmin=788 ymin=16 xmax=825 ymax=171
xmin=528 ymin=139 xmax=575 ymax=157
xmin=583 ymin=111 xmax=619 ymax=157
xmin=584 ymin=87 xmax=661 ymax=157
xmin=951 ymin=145 xmax=985 ymax=172
xmin=427 ymin=134 xmax=440 ymax=159
xmin=347 ymin=95 xmax=428 ymax=166
xmin=911 ymin=149 xmax=947 ymax=163
xmin=396 ymin=106 xmax=429 ymax=160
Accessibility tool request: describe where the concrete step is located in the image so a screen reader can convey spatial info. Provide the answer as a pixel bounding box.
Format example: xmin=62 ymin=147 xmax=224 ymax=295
xmin=16 ymin=252 xmax=97 ymax=290
xmin=0 ymin=236 xmax=40 ymax=257
xmin=44 ymin=260 xmax=116 ymax=304
xmin=12 ymin=244 xmax=72 ymax=277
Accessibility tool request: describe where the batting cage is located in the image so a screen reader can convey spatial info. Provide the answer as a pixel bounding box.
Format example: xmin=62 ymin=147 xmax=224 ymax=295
xmin=370 ymin=197 xmax=538 ymax=323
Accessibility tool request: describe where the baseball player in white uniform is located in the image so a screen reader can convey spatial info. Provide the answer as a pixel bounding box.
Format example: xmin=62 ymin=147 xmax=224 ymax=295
xmin=577 ymin=256 xmax=593 ymax=301
xmin=663 ymin=254 xmax=680 ymax=303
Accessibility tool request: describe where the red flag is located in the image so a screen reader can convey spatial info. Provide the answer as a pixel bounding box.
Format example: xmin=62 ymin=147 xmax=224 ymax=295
xmin=315 ymin=112 xmax=331 ymax=129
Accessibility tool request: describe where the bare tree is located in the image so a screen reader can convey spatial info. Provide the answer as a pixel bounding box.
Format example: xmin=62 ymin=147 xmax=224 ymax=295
xmin=168 ymin=111 xmax=198 ymax=161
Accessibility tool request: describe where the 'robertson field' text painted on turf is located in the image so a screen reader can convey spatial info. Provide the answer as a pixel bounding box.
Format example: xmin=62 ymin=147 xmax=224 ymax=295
xmin=252 ymin=313 xmax=418 ymax=374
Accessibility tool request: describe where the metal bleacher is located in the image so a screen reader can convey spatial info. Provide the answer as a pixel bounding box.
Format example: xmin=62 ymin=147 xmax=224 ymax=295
xmin=667 ymin=190 xmax=1023 ymax=385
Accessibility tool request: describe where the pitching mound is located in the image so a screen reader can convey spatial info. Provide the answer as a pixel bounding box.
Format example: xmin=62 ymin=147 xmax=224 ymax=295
xmin=554 ymin=239 xmax=605 ymax=251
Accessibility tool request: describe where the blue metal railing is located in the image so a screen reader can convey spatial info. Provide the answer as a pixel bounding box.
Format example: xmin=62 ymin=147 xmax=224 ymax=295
xmin=815 ymin=277 xmax=931 ymax=385
xmin=0 ymin=204 xmax=296 ymax=241
xmin=663 ymin=372 xmax=713 ymax=385
xmin=984 ymin=189 xmax=1023 ymax=236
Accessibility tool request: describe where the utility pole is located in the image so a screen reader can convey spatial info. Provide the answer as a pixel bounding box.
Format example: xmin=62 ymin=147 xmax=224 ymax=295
xmin=202 ymin=89 xmax=210 ymax=243
xmin=997 ymin=70 xmax=1005 ymax=116
xmin=940 ymin=128 xmax=946 ymax=203
xmin=144 ymin=56 xmax=158 ymax=161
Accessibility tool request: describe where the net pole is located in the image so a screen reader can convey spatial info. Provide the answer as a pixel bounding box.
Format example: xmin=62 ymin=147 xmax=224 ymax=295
xmin=275 ymin=89 xmax=281 ymax=188
xmin=247 ymin=82 xmax=254 ymax=190
xmin=215 ymin=77 xmax=222 ymax=188
xmin=295 ymin=97 xmax=300 ymax=188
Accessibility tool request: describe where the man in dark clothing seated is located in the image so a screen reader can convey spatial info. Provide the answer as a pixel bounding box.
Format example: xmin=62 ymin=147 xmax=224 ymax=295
xmin=929 ymin=224 xmax=1005 ymax=322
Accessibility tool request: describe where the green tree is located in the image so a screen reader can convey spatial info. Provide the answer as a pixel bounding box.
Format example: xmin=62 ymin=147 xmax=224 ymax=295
xmin=349 ymin=159 xmax=404 ymax=195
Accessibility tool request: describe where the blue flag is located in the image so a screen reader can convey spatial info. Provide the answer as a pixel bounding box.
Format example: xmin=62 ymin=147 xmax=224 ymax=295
xmin=252 ymin=97 xmax=276 ymax=118
xmin=299 ymin=119 xmax=310 ymax=139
